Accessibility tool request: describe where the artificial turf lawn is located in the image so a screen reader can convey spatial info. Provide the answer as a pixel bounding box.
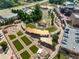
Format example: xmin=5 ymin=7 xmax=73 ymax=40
xmin=21 ymin=51 xmax=30 ymax=59
xmin=30 ymin=45 xmax=38 ymax=53
xmin=17 ymin=31 xmax=23 ymax=36
xmin=46 ymin=26 xmax=57 ymax=32
xmin=13 ymin=40 xmax=24 ymax=51
xmin=8 ymin=34 xmax=16 ymax=40
xmin=53 ymin=53 xmax=68 ymax=59
xmin=21 ymin=36 xmax=32 ymax=45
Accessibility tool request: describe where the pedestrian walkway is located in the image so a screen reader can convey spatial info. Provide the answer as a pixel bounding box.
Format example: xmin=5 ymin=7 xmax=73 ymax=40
xmin=48 ymin=10 xmax=64 ymax=59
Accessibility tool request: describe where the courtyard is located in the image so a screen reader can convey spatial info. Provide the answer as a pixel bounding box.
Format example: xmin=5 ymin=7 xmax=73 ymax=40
xmin=3 ymin=4 xmax=59 ymax=59
xmin=4 ymin=24 xmax=40 ymax=59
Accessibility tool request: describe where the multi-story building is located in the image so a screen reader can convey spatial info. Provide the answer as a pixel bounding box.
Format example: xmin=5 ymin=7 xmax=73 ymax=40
xmin=70 ymin=7 xmax=79 ymax=27
xmin=63 ymin=1 xmax=75 ymax=9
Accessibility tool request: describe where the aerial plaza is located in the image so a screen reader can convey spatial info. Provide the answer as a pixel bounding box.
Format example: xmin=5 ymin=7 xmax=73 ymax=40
xmin=0 ymin=0 xmax=79 ymax=59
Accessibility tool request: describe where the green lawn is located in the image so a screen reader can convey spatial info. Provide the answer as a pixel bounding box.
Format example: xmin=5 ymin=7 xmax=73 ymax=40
xmin=8 ymin=34 xmax=16 ymax=40
xmin=21 ymin=51 xmax=30 ymax=59
xmin=13 ymin=40 xmax=24 ymax=51
xmin=17 ymin=31 xmax=23 ymax=36
xmin=46 ymin=26 xmax=57 ymax=32
xmin=30 ymin=45 xmax=38 ymax=53
xmin=26 ymin=23 xmax=36 ymax=28
xmin=21 ymin=36 xmax=32 ymax=45
xmin=53 ymin=53 xmax=68 ymax=59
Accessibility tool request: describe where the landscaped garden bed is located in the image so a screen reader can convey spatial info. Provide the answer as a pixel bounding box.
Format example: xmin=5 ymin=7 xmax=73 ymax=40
xmin=17 ymin=31 xmax=23 ymax=36
xmin=21 ymin=51 xmax=30 ymax=59
xmin=8 ymin=34 xmax=16 ymax=40
xmin=46 ymin=26 xmax=57 ymax=32
xmin=13 ymin=40 xmax=24 ymax=51
xmin=21 ymin=36 xmax=32 ymax=45
xmin=26 ymin=23 xmax=36 ymax=28
xmin=30 ymin=45 xmax=38 ymax=53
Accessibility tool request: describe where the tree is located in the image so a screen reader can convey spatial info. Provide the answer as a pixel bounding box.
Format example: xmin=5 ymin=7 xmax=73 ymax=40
xmin=49 ymin=0 xmax=65 ymax=4
xmin=48 ymin=9 xmax=51 ymax=16
xmin=67 ymin=0 xmax=74 ymax=2
xmin=52 ymin=34 xmax=59 ymax=43
xmin=31 ymin=4 xmax=42 ymax=22
xmin=57 ymin=51 xmax=60 ymax=59
xmin=12 ymin=9 xmax=33 ymax=23
xmin=12 ymin=4 xmax=42 ymax=23
xmin=0 ymin=0 xmax=14 ymax=9
xmin=51 ymin=12 xmax=54 ymax=25
xmin=0 ymin=41 xmax=7 ymax=51
xmin=13 ymin=0 xmax=18 ymax=3
xmin=27 ymin=0 xmax=42 ymax=2
xmin=52 ymin=42 xmax=56 ymax=50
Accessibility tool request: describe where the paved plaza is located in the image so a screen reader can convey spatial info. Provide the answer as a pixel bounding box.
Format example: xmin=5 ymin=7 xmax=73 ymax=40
xmin=4 ymin=23 xmax=53 ymax=59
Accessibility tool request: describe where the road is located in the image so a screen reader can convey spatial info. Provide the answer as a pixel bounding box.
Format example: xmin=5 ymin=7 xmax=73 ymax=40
xmin=0 ymin=0 xmax=48 ymax=13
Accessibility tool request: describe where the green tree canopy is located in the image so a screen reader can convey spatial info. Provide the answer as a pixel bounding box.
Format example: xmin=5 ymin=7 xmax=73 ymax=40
xmin=0 ymin=41 xmax=8 ymax=51
xmin=31 ymin=4 xmax=42 ymax=22
xmin=12 ymin=4 xmax=42 ymax=23
xmin=49 ymin=0 xmax=65 ymax=4
xmin=52 ymin=34 xmax=59 ymax=43
xmin=0 ymin=0 xmax=15 ymax=9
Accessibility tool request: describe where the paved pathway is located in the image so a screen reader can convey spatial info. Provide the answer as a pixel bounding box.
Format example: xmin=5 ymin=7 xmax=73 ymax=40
xmin=48 ymin=10 xmax=64 ymax=59
xmin=0 ymin=0 xmax=48 ymax=15
xmin=4 ymin=24 xmax=36 ymax=59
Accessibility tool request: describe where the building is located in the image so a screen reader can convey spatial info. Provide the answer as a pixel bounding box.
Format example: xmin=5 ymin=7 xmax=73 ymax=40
xmin=63 ymin=1 xmax=75 ymax=9
xmin=25 ymin=27 xmax=49 ymax=37
xmin=54 ymin=6 xmax=71 ymax=22
xmin=0 ymin=9 xmax=17 ymax=19
xmin=0 ymin=46 xmax=3 ymax=53
xmin=40 ymin=37 xmax=52 ymax=45
xmin=61 ymin=26 xmax=79 ymax=58
xmin=70 ymin=7 xmax=79 ymax=26
xmin=0 ymin=9 xmax=18 ymax=24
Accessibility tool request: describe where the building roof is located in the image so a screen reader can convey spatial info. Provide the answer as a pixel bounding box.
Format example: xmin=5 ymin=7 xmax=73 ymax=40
xmin=40 ymin=37 xmax=52 ymax=45
xmin=0 ymin=30 xmax=5 ymax=40
xmin=63 ymin=1 xmax=74 ymax=5
xmin=63 ymin=1 xmax=75 ymax=9
xmin=61 ymin=26 xmax=79 ymax=53
xmin=26 ymin=27 xmax=49 ymax=36
xmin=72 ymin=13 xmax=79 ymax=18
xmin=74 ymin=6 xmax=79 ymax=10
xmin=0 ymin=9 xmax=17 ymax=19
